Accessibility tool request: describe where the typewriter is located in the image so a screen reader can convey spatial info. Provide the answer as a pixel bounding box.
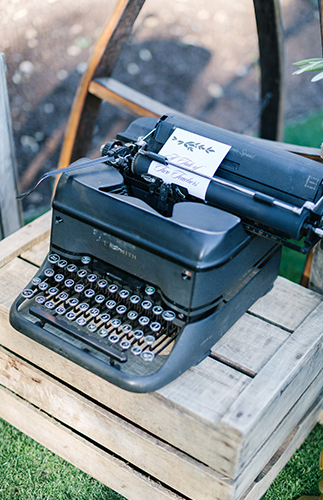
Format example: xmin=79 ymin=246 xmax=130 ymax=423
xmin=10 ymin=114 xmax=323 ymax=392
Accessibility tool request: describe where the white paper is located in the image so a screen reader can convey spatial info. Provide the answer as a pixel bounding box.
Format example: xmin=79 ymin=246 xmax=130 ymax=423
xmin=148 ymin=128 xmax=231 ymax=199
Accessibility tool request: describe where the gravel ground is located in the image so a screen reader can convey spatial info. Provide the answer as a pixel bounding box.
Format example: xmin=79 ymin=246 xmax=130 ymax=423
xmin=1 ymin=0 xmax=323 ymax=218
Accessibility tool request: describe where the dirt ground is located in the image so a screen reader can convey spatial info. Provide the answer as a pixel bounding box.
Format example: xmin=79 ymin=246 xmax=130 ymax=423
xmin=1 ymin=0 xmax=323 ymax=218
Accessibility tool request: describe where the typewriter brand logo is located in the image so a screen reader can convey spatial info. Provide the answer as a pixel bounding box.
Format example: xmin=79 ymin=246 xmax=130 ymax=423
xmin=93 ymin=229 xmax=137 ymax=260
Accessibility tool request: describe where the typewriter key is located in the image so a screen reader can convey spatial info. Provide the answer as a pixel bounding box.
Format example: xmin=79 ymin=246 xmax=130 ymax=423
xmin=48 ymin=287 xmax=58 ymax=296
xmin=89 ymin=307 xmax=100 ymax=317
xmin=68 ymin=298 xmax=79 ymax=307
xmin=127 ymin=310 xmax=138 ymax=321
xmin=87 ymin=323 xmax=97 ymax=332
xmin=106 ymin=299 xmax=116 ymax=310
xmin=130 ymin=294 xmax=140 ymax=304
xmin=74 ymin=283 xmax=84 ymax=293
xmin=38 ymin=281 xmax=49 ymax=291
xmin=108 ymin=284 xmax=118 ymax=294
xmin=119 ymin=289 xmax=130 ymax=300
xmin=111 ymin=318 xmax=121 ymax=329
xmin=81 ymin=256 xmax=91 ymax=265
xmin=133 ymin=329 xmax=144 ymax=340
xmin=64 ymin=279 xmax=75 ymax=288
xmin=98 ymin=328 xmax=108 ymax=338
xmin=162 ymin=310 xmax=176 ymax=322
xmin=84 ymin=289 xmax=95 ymax=299
xmin=55 ymin=306 xmax=66 ymax=315
xmin=54 ymin=273 xmax=64 ymax=283
xmin=32 ymin=277 xmax=42 ymax=285
xmin=94 ymin=294 xmax=105 ymax=304
xmin=141 ymin=300 xmax=152 ymax=310
xmin=150 ymin=322 xmax=161 ymax=333
xmin=141 ymin=351 xmax=155 ymax=362
xmin=44 ymin=268 xmax=55 ymax=278
xmin=48 ymin=253 xmax=60 ymax=264
xmin=131 ymin=346 xmax=142 ymax=356
xmin=122 ymin=324 xmax=132 ymax=334
xmin=139 ymin=316 xmax=149 ymax=326
xmin=78 ymin=302 xmax=89 ymax=312
xmin=116 ymin=304 xmax=127 ymax=315
xmin=100 ymin=313 xmax=110 ymax=323
xmin=152 ymin=305 xmax=163 ymax=316
xmin=77 ymin=269 xmax=87 ymax=279
xmin=97 ymin=279 xmax=108 ymax=289
xmin=21 ymin=288 xmax=34 ymax=299
xmin=77 ymin=317 xmax=87 ymax=326
xmin=145 ymin=286 xmax=155 ymax=296
xmin=109 ymin=333 xmax=119 ymax=344
xmin=120 ymin=340 xmax=131 ymax=350
xmin=87 ymin=273 xmax=97 ymax=283
xmin=58 ymin=291 xmax=69 ymax=301
xmin=66 ymin=263 xmax=77 ymax=273
xmin=58 ymin=259 xmax=68 ymax=269
xmin=144 ymin=335 xmax=155 ymax=345
xmin=45 ymin=300 xmax=55 ymax=309
xmin=35 ymin=295 xmax=46 ymax=304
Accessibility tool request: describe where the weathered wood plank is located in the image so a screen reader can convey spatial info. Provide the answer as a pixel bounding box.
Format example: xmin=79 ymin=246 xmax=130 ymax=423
xmin=0 ymin=386 xmax=185 ymax=500
xmin=0 ymin=258 xmax=37 ymax=312
xmin=20 ymin=238 xmax=49 ymax=267
xmin=0 ymin=53 xmax=21 ymax=239
xmin=0 ymin=210 xmax=51 ymax=269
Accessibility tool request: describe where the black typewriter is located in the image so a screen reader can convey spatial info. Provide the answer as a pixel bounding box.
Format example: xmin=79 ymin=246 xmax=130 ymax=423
xmin=10 ymin=114 xmax=323 ymax=392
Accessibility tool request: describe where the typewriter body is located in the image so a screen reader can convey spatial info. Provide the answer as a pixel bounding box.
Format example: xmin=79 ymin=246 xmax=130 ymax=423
xmin=10 ymin=114 xmax=323 ymax=392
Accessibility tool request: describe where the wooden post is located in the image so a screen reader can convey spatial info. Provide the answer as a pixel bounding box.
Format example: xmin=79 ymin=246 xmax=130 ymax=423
xmin=0 ymin=53 xmax=22 ymax=239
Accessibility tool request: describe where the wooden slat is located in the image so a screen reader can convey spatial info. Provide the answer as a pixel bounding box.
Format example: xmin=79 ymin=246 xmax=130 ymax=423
xmin=0 ymin=210 xmax=51 ymax=269
xmin=89 ymin=78 xmax=178 ymax=118
xmin=0 ymin=386 xmax=184 ymax=500
xmin=0 ymin=258 xmax=37 ymax=312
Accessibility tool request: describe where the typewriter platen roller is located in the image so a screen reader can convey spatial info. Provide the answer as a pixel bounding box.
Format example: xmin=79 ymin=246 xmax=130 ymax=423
xmin=10 ymin=114 xmax=323 ymax=392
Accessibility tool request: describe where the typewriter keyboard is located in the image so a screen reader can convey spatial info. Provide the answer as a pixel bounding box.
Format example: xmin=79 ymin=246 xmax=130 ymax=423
xmin=19 ymin=253 xmax=183 ymax=373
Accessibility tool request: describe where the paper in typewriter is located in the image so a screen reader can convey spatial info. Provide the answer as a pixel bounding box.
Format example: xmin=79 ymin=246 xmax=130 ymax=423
xmin=148 ymin=128 xmax=231 ymax=199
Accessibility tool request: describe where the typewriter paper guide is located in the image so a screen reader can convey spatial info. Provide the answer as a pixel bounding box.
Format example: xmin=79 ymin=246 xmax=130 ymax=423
xmin=147 ymin=128 xmax=231 ymax=199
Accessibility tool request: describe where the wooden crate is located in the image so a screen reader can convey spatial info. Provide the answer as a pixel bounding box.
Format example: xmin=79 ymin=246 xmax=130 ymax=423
xmin=0 ymin=211 xmax=323 ymax=500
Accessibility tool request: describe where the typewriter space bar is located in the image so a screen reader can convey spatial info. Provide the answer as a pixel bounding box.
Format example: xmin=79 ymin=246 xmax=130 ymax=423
xmin=29 ymin=306 xmax=127 ymax=363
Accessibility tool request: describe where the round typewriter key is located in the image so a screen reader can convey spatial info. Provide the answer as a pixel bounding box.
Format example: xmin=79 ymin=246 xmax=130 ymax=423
xmin=66 ymin=263 xmax=77 ymax=273
xmin=38 ymin=281 xmax=49 ymax=291
xmin=106 ymin=299 xmax=116 ymax=310
xmin=45 ymin=300 xmax=55 ymax=309
xmin=116 ymin=304 xmax=127 ymax=315
xmin=77 ymin=317 xmax=87 ymax=326
xmin=74 ymin=283 xmax=84 ymax=293
xmin=87 ymin=323 xmax=97 ymax=332
xmin=119 ymin=289 xmax=130 ymax=300
xmin=35 ymin=295 xmax=46 ymax=304
xmin=127 ymin=310 xmax=138 ymax=321
xmin=139 ymin=316 xmax=149 ymax=326
xmin=141 ymin=351 xmax=155 ymax=362
xmin=145 ymin=286 xmax=155 ymax=296
xmin=162 ymin=310 xmax=176 ymax=322
xmin=77 ymin=269 xmax=87 ymax=279
xmin=109 ymin=333 xmax=119 ymax=344
xmin=58 ymin=259 xmax=68 ymax=269
xmin=97 ymin=279 xmax=108 ymax=289
xmin=58 ymin=291 xmax=69 ymax=301
xmin=152 ymin=305 xmax=163 ymax=316
xmin=111 ymin=318 xmax=121 ymax=329
xmin=131 ymin=345 xmax=142 ymax=356
xmin=21 ymin=288 xmax=34 ymax=299
xmin=150 ymin=321 xmax=161 ymax=333
xmin=122 ymin=324 xmax=132 ymax=334
xmin=87 ymin=273 xmax=97 ymax=283
xmin=78 ymin=302 xmax=89 ymax=312
xmin=68 ymin=298 xmax=79 ymax=307
xmin=130 ymin=294 xmax=140 ymax=305
xmin=108 ymin=284 xmax=118 ymax=294
xmin=32 ymin=277 xmax=42 ymax=286
xmin=48 ymin=287 xmax=58 ymax=296
xmin=100 ymin=313 xmax=110 ymax=323
xmin=89 ymin=307 xmax=100 ymax=317
xmin=48 ymin=253 xmax=60 ymax=264
xmin=44 ymin=268 xmax=55 ymax=278
xmin=54 ymin=273 xmax=64 ymax=283
xmin=81 ymin=256 xmax=91 ymax=265
xmin=95 ymin=294 xmax=105 ymax=304
xmin=133 ymin=329 xmax=144 ymax=340
xmin=98 ymin=328 xmax=108 ymax=338
xmin=141 ymin=300 xmax=152 ymax=310
xmin=144 ymin=335 xmax=155 ymax=345
xmin=56 ymin=306 xmax=66 ymax=315
xmin=120 ymin=340 xmax=131 ymax=350
xmin=84 ymin=288 xmax=95 ymax=299
xmin=64 ymin=279 xmax=75 ymax=288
